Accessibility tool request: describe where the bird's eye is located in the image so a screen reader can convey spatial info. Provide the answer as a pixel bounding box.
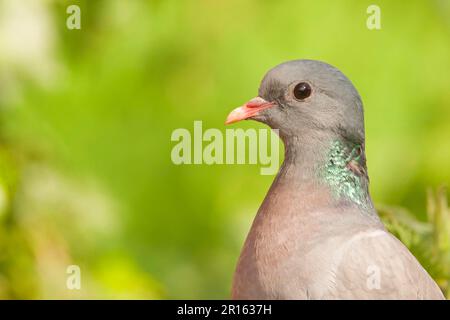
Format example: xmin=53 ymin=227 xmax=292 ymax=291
xmin=293 ymin=82 xmax=312 ymax=100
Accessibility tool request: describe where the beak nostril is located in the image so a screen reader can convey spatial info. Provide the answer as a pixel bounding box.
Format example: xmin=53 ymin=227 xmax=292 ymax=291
xmin=246 ymin=97 xmax=270 ymax=108
xmin=225 ymin=97 xmax=276 ymax=125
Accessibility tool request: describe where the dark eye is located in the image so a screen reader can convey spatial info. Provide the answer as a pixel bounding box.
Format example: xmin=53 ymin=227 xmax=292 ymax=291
xmin=293 ymin=82 xmax=312 ymax=100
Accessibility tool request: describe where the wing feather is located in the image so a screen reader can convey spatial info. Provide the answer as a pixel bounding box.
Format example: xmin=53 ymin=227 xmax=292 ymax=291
xmin=323 ymin=230 xmax=444 ymax=299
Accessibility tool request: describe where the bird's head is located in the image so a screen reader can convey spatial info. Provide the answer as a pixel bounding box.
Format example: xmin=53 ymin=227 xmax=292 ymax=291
xmin=226 ymin=60 xmax=365 ymax=145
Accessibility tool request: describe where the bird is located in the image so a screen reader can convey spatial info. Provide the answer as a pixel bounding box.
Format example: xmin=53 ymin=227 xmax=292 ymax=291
xmin=225 ymin=59 xmax=444 ymax=300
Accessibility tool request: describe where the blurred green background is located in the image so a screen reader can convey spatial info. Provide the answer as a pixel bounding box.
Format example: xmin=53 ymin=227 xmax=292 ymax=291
xmin=0 ymin=0 xmax=449 ymax=299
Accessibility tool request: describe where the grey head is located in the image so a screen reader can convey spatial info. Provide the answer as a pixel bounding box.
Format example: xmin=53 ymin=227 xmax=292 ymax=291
xmin=226 ymin=60 xmax=373 ymax=209
xmin=226 ymin=59 xmax=365 ymax=146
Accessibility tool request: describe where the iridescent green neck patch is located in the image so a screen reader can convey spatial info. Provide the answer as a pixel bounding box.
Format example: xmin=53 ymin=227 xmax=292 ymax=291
xmin=321 ymin=140 xmax=370 ymax=208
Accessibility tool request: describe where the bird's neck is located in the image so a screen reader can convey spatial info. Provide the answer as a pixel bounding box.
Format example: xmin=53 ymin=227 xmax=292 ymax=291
xmin=278 ymin=131 xmax=373 ymax=211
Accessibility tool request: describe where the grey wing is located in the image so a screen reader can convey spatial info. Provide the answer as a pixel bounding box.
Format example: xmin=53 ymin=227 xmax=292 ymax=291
xmin=323 ymin=230 xmax=444 ymax=299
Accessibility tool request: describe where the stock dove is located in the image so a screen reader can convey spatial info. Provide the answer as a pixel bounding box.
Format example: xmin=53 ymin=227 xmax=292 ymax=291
xmin=225 ymin=60 xmax=444 ymax=300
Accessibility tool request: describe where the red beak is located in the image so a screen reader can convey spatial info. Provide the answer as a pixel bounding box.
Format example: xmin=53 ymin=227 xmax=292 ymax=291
xmin=225 ymin=97 xmax=276 ymax=125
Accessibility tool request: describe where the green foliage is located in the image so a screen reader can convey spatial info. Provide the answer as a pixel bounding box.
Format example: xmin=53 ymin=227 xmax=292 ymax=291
xmin=378 ymin=186 xmax=450 ymax=298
